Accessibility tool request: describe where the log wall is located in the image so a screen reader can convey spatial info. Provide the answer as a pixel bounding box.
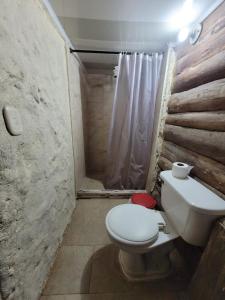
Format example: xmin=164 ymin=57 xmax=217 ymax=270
xmin=173 ymin=1 xmax=225 ymax=93
xmin=189 ymin=218 xmax=225 ymax=300
xmin=157 ymin=3 xmax=225 ymax=297
xmin=158 ymin=1 xmax=225 ymax=200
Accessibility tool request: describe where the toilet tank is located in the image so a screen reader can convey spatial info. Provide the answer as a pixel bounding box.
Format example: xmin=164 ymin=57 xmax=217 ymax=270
xmin=160 ymin=171 xmax=225 ymax=246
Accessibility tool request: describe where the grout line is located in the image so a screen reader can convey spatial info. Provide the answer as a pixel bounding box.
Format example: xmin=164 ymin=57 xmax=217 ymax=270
xmin=42 ymin=291 xmax=163 ymax=295
xmin=42 ymin=290 xmax=189 ymax=296
xmin=58 ymin=244 xmax=111 ymax=248
xmin=87 ymin=247 xmax=95 ymax=293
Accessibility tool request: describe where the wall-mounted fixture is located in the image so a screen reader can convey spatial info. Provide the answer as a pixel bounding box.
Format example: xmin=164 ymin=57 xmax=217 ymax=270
xmin=189 ymin=23 xmax=202 ymax=44
xmin=3 ymin=105 xmax=23 ymax=136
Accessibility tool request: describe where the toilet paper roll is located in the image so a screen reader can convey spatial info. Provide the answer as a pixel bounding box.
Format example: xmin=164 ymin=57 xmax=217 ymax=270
xmin=172 ymin=162 xmax=193 ymax=179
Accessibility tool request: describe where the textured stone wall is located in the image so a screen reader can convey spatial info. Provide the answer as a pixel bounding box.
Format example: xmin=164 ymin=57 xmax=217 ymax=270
xmin=85 ymin=74 xmax=115 ymax=176
xmin=0 ymin=1 xmax=82 ymax=299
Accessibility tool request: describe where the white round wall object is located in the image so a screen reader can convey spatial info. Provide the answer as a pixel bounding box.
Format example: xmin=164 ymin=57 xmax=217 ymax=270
xmin=189 ymin=23 xmax=202 ymax=45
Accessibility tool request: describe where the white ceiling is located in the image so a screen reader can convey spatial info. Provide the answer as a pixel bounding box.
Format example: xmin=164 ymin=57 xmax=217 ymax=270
xmin=49 ymin=0 xmax=219 ymax=69
xmin=50 ymin=0 xmax=216 ymax=22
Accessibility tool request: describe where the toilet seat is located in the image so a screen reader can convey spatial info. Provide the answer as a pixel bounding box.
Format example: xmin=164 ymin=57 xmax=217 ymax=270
xmin=105 ymin=204 xmax=159 ymax=246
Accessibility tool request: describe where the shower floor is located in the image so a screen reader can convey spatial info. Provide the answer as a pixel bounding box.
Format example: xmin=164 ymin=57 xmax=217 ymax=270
xmin=80 ymin=176 xmax=105 ymax=190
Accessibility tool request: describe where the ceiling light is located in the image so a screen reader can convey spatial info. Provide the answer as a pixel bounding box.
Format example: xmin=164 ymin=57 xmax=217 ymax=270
xmin=178 ymin=27 xmax=190 ymax=42
xmin=170 ymin=0 xmax=197 ymax=30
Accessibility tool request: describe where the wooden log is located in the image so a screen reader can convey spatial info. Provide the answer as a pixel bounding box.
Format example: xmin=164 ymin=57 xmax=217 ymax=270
xmin=158 ymin=156 xmax=172 ymax=170
xmin=176 ymin=1 xmax=225 ymax=60
xmin=172 ymin=49 xmax=225 ymax=93
xmin=189 ymin=218 xmax=225 ymax=300
xmin=176 ymin=17 xmax=225 ymax=75
xmin=164 ymin=124 xmax=225 ymax=164
xmin=194 ymin=177 xmax=225 ymax=201
xmin=158 ymin=155 xmax=225 ymax=199
xmin=162 ymin=141 xmax=225 ymax=195
xmin=168 ymin=79 xmax=225 ymax=113
xmin=166 ymin=111 xmax=225 ymax=131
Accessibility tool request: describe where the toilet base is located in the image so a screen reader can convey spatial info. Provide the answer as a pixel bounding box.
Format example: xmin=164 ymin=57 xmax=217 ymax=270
xmin=118 ymin=246 xmax=173 ymax=282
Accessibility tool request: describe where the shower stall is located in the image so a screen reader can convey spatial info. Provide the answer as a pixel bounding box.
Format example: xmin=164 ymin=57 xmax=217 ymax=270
xmin=75 ymin=48 xmax=175 ymax=193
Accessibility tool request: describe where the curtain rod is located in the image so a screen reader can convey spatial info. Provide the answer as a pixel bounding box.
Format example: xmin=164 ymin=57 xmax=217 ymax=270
xmin=69 ymin=48 xmax=163 ymax=55
xmin=70 ymin=48 xmax=131 ymax=55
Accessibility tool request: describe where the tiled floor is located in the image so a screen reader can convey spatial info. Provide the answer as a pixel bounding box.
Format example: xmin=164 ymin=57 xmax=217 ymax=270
xmin=41 ymin=199 xmax=190 ymax=300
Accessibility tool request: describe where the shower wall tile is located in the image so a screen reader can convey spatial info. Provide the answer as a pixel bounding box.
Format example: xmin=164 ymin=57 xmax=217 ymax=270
xmin=85 ymin=74 xmax=115 ymax=175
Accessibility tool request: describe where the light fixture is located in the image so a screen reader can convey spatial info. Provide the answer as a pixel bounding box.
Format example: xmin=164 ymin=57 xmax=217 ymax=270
xmin=169 ymin=0 xmax=198 ymax=43
xmin=178 ymin=27 xmax=190 ymax=42
xmin=170 ymin=0 xmax=196 ymax=29
xmin=189 ymin=23 xmax=202 ymax=44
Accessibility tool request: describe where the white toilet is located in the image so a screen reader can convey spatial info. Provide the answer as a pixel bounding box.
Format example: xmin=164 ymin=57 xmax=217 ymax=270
xmin=105 ymin=170 xmax=225 ymax=281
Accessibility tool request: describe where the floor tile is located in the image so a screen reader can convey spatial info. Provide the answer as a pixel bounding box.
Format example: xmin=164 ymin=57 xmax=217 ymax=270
xmin=90 ymin=244 xmax=188 ymax=295
xmin=40 ymin=292 xmax=188 ymax=300
xmin=40 ymin=296 xmax=75 ymax=300
xmin=42 ymin=198 xmax=189 ymax=300
xmin=63 ymin=199 xmax=126 ymax=246
xmin=40 ymin=296 xmax=88 ymax=300
xmin=40 ymin=294 xmax=114 ymax=300
xmin=89 ymin=244 xmax=132 ymax=293
xmin=43 ymin=246 xmax=95 ymax=295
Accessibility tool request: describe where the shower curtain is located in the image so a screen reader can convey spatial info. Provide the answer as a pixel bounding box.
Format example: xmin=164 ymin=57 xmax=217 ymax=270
xmin=105 ymin=52 xmax=163 ymax=189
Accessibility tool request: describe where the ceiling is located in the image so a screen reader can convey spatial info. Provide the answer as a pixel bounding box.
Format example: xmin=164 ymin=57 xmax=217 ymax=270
xmin=49 ymin=0 xmax=218 ymax=69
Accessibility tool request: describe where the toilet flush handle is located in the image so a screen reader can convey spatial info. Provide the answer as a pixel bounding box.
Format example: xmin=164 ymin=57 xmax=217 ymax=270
xmin=158 ymin=222 xmax=169 ymax=234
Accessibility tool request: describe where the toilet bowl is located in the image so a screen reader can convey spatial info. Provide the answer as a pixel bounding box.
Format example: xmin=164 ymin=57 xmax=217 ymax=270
xmin=105 ymin=203 xmax=178 ymax=281
xmin=105 ymin=170 xmax=225 ymax=282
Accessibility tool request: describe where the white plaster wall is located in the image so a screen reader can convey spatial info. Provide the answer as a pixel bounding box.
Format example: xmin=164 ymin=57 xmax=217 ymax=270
xmin=0 ymin=1 xmax=84 ymax=299
xmin=67 ymin=51 xmax=86 ymax=189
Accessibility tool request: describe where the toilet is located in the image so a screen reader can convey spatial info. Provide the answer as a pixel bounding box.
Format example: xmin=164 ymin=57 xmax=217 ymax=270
xmin=105 ymin=170 xmax=225 ymax=281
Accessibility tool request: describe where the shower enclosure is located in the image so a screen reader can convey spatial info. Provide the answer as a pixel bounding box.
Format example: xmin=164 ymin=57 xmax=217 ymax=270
xmin=79 ymin=50 xmax=164 ymax=191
